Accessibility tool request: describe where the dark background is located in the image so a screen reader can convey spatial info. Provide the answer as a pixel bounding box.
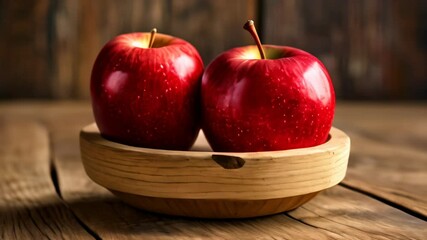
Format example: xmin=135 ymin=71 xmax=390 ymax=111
xmin=1 ymin=0 xmax=426 ymax=100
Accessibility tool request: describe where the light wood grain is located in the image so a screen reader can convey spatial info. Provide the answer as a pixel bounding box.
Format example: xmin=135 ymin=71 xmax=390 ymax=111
xmin=80 ymin=123 xmax=349 ymax=218
xmin=0 ymin=119 xmax=92 ymax=239
xmin=80 ymin=124 xmax=349 ymax=200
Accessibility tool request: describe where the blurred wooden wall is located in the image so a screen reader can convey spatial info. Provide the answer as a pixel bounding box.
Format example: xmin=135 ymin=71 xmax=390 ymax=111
xmin=0 ymin=0 xmax=426 ymax=99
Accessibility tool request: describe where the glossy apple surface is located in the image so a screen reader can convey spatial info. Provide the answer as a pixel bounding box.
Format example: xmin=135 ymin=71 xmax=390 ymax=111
xmin=91 ymin=32 xmax=203 ymax=150
xmin=201 ymin=45 xmax=335 ymax=152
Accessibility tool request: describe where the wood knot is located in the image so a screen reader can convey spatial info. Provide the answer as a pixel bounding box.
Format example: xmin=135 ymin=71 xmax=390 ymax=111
xmin=212 ymin=154 xmax=245 ymax=169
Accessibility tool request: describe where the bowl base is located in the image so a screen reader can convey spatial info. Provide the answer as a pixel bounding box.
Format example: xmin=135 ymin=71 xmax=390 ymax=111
xmin=110 ymin=190 xmax=319 ymax=219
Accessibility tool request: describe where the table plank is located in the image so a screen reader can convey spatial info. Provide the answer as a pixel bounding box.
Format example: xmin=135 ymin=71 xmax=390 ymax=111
xmin=335 ymin=103 xmax=427 ymax=151
xmin=334 ymin=103 xmax=427 ymax=218
xmin=1 ymin=101 xmax=426 ymax=239
xmin=289 ymin=187 xmax=427 ymax=239
xmin=0 ymin=118 xmax=92 ymax=239
xmin=17 ymin=101 xmax=424 ymax=239
xmin=55 ymin=158 xmax=427 ymax=240
xmin=3 ymin=101 xmax=425 ymax=218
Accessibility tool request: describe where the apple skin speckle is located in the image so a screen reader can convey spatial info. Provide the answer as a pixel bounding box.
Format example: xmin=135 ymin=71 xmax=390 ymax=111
xmin=91 ymin=32 xmax=204 ymax=150
xmin=201 ymin=45 xmax=335 ymax=152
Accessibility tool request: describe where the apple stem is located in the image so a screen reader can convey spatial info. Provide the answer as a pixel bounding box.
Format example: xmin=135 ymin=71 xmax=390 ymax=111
xmin=243 ymin=20 xmax=266 ymax=59
xmin=148 ymin=28 xmax=157 ymax=48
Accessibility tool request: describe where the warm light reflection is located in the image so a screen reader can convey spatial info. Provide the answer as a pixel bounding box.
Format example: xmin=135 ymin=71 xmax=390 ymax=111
xmin=240 ymin=48 xmax=261 ymax=60
xmin=303 ymin=62 xmax=331 ymax=104
xmin=174 ymin=55 xmax=195 ymax=79
xmin=131 ymin=40 xmax=149 ymax=48
xmin=105 ymin=71 xmax=128 ymax=94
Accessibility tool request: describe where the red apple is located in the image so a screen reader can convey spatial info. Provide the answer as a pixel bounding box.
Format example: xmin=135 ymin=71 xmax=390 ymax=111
xmin=201 ymin=21 xmax=335 ymax=152
xmin=91 ymin=29 xmax=204 ymax=150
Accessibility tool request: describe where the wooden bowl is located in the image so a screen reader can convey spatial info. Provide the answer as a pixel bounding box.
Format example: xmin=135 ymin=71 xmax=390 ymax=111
xmin=80 ymin=123 xmax=350 ymax=218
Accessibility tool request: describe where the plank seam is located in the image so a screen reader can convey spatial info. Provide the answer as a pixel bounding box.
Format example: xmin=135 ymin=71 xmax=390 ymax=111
xmin=339 ymin=182 xmax=427 ymax=222
xmin=48 ymin=133 xmax=102 ymax=240
xmin=284 ymin=212 xmax=346 ymax=238
xmin=298 ymin=205 xmax=400 ymax=239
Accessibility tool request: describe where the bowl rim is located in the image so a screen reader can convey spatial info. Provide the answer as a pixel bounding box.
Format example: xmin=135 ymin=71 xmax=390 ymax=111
xmin=81 ymin=123 xmax=348 ymax=160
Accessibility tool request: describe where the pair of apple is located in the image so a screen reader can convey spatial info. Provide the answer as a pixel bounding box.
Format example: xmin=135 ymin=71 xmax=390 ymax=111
xmin=91 ymin=21 xmax=335 ymax=152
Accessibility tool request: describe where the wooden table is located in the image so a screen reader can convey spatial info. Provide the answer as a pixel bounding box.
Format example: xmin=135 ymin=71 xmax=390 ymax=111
xmin=1 ymin=101 xmax=426 ymax=239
